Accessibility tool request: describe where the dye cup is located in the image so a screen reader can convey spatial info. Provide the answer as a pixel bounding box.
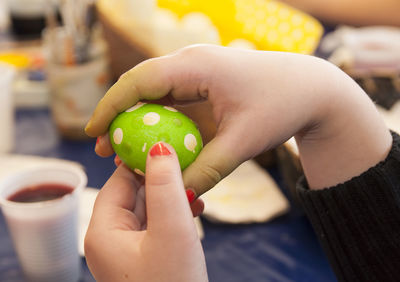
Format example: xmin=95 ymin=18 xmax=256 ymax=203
xmin=0 ymin=163 xmax=87 ymax=282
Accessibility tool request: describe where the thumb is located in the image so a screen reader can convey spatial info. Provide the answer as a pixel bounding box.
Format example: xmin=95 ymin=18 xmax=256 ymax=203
xmin=145 ymin=142 xmax=195 ymax=235
xmin=182 ymin=123 xmax=245 ymax=198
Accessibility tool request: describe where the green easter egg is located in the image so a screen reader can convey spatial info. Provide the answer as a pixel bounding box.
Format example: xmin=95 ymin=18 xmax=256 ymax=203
xmin=109 ymin=103 xmax=203 ymax=175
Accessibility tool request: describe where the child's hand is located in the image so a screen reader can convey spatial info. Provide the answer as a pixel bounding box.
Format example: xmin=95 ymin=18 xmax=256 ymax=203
xmin=84 ymin=142 xmax=208 ymax=282
xmin=86 ymin=45 xmax=391 ymax=197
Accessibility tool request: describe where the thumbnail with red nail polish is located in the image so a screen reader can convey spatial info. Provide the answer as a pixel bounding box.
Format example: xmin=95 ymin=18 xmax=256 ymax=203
xmin=150 ymin=143 xmax=171 ymax=156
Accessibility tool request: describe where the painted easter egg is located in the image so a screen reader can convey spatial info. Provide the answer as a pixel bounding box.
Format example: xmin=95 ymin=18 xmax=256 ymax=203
xmin=109 ymin=103 xmax=203 ymax=175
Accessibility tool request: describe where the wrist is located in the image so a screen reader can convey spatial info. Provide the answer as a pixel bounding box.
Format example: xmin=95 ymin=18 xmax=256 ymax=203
xmin=296 ymin=61 xmax=392 ymax=189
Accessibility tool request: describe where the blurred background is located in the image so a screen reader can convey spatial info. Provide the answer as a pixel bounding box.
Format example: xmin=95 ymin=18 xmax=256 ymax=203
xmin=0 ymin=0 xmax=399 ymax=281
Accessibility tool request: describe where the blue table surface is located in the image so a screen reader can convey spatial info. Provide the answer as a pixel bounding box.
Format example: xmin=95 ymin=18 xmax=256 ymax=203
xmin=0 ymin=109 xmax=336 ymax=282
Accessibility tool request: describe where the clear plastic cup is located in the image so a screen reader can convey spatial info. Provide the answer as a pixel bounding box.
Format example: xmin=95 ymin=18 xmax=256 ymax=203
xmin=0 ymin=163 xmax=87 ymax=282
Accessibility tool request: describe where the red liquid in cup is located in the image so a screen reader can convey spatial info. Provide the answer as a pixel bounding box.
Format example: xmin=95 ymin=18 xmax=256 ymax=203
xmin=7 ymin=183 xmax=74 ymax=203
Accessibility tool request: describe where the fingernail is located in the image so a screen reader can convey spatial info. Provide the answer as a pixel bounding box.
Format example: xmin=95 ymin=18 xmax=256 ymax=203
xmin=94 ymin=137 xmax=100 ymax=151
xmin=150 ymin=142 xmax=171 ymax=157
xmin=85 ymin=120 xmax=92 ymax=132
xmin=186 ymin=189 xmax=196 ymax=204
xmin=114 ymin=155 xmax=122 ymax=166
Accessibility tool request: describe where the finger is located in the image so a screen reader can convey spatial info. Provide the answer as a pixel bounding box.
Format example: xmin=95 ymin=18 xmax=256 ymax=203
xmin=95 ymin=133 xmax=114 ymax=157
xmin=133 ymin=185 xmax=147 ymax=228
xmin=85 ymin=58 xmax=173 ymax=137
xmin=145 ymin=142 xmax=196 ymax=235
xmin=114 ymin=155 xmax=122 ymax=167
xmin=90 ymin=165 xmax=143 ymax=231
xmin=190 ymin=199 xmax=205 ymax=217
xmin=182 ymin=122 xmax=246 ymax=198
xmin=85 ymin=46 xmax=212 ymax=137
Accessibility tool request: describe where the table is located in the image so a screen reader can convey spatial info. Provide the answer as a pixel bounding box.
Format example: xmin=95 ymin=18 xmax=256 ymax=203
xmin=0 ymin=109 xmax=336 ymax=281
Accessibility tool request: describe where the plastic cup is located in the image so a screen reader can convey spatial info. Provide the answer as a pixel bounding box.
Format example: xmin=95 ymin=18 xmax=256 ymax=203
xmin=0 ymin=163 xmax=87 ymax=282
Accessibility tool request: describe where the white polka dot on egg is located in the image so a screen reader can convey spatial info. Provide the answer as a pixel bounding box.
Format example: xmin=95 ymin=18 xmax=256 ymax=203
xmin=184 ymin=133 xmax=197 ymax=152
xmin=163 ymin=106 xmax=178 ymax=112
xmin=126 ymin=102 xmax=146 ymax=112
xmin=143 ymin=112 xmax=160 ymax=126
xmin=113 ymin=128 xmax=123 ymax=144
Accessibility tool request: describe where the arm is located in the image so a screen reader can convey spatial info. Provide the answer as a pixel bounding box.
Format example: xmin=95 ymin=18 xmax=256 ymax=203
xmin=86 ymin=45 xmax=397 ymax=279
xmin=86 ymin=45 xmax=391 ymax=194
xmin=297 ymin=131 xmax=400 ymax=281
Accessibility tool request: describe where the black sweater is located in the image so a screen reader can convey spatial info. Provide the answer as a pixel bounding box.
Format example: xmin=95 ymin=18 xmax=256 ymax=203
xmin=296 ymin=131 xmax=400 ymax=282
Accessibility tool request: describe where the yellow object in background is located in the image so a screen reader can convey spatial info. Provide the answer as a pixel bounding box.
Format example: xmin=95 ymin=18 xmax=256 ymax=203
xmin=0 ymin=53 xmax=31 ymax=69
xmin=158 ymin=0 xmax=323 ymax=54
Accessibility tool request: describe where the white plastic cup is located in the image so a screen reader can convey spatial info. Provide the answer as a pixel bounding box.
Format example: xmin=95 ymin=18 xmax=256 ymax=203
xmin=0 ymin=63 xmax=15 ymax=153
xmin=0 ymin=163 xmax=87 ymax=282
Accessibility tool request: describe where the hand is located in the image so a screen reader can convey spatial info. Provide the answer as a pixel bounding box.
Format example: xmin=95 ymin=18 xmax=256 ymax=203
xmin=86 ymin=45 xmax=391 ymax=195
xmin=84 ymin=142 xmax=208 ymax=282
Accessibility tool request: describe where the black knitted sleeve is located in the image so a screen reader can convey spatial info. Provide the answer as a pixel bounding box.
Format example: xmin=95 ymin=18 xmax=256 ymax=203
xmin=296 ymin=131 xmax=400 ymax=282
